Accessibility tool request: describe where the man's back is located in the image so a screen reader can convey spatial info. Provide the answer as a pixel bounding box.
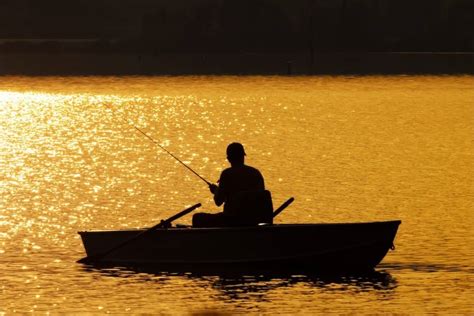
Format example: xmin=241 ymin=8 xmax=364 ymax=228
xmin=214 ymin=164 xmax=264 ymax=213
xmin=192 ymin=142 xmax=269 ymax=227
xmin=220 ymin=165 xmax=264 ymax=192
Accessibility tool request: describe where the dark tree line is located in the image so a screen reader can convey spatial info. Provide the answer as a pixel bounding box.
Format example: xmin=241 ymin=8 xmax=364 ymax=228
xmin=0 ymin=0 xmax=472 ymax=53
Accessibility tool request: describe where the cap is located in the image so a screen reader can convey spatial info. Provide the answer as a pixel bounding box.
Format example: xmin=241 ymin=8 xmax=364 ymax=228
xmin=226 ymin=142 xmax=246 ymax=158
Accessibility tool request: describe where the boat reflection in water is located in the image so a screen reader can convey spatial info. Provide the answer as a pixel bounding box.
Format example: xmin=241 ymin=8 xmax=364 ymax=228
xmin=81 ymin=264 xmax=398 ymax=301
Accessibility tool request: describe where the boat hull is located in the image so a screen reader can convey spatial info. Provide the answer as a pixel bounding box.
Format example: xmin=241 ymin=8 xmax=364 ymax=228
xmin=78 ymin=221 xmax=401 ymax=272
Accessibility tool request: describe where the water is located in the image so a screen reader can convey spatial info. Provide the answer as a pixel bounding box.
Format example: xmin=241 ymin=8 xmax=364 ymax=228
xmin=0 ymin=75 xmax=473 ymax=313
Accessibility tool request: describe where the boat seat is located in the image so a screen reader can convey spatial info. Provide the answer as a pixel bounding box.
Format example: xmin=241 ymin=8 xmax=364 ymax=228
xmin=224 ymin=190 xmax=274 ymax=226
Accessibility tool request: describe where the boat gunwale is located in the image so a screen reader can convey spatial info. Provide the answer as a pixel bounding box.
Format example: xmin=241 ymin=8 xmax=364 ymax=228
xmin=78 ymin=220 xmax=401 ymax=235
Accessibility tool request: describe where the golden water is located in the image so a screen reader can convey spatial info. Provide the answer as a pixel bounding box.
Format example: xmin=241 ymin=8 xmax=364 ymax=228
xmin=0 ymin=75 xmax=473 ymax=313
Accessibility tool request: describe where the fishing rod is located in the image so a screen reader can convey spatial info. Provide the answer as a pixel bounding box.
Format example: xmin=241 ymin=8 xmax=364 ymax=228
xmin=105 ymin=104 xmax=212 ymax=186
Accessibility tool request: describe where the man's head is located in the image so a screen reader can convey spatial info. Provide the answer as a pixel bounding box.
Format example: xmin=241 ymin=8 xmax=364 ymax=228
xmin=226 ymin=142 xmax=246 ymax=165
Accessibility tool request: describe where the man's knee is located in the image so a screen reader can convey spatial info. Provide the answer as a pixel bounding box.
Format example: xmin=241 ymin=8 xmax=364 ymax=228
xmin=192 ymin=212 xmax=226 ymax=227
xmin=192 ymin=213 xmax=208 ymax=227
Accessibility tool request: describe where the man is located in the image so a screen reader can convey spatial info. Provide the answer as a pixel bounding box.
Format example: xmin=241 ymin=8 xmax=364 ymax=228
xmin=192 ymin=142 xmax=270 ymax=227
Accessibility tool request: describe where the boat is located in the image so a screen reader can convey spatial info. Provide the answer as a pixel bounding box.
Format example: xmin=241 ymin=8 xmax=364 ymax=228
xmin=78 ymin=220 xmax=401 ymax=272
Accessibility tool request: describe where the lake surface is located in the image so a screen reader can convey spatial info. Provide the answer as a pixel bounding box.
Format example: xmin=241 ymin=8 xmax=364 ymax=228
xmin=0 ymin=75 xmax=473 ymax=313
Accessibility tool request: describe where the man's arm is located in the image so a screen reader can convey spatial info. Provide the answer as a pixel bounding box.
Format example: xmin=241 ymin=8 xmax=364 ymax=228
xmin=212 ymin=185 xmax=226 ymax=206
xmin=209 ymin=183 xmax=224 ymax=206
xmin=210 ymin=171 xmax=228 ymax=206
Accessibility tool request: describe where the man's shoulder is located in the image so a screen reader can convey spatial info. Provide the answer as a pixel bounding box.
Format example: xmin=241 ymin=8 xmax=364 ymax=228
xmin=241 ymin=165 xmax=263 ymax=181
xmin=221 ymin=167 xmax=234 ymax=175
xmin=243 ymin=164 xmax=262 ymax=175
xmin=220 ymin=167 xmax=234 ymax=181
xmin=221 ymin=165 xmax=262 ymax=176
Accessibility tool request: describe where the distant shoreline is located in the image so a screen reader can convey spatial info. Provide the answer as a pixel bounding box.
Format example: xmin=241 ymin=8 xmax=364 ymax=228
xmin=1 ymin=52 xmax=473 ymax=75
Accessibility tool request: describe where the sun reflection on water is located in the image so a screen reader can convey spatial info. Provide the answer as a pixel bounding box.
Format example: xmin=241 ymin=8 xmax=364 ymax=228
xmin=0 ymin=75 xmax=473 ymax=313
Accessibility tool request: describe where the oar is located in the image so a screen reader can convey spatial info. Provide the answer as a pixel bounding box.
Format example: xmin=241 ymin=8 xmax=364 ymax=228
xmin=273 ymin=197 xmax=295 ymax=218
xmin=77 ymin=203 xmax=201 ymax=264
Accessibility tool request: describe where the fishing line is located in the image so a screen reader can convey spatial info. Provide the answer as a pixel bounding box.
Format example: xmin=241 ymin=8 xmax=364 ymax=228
xmin=105 ymin=104 xmax=212 ymax=186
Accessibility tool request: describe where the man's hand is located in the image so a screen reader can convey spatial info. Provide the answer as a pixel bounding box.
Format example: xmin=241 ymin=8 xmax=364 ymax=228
xmin=209 ymin=183 xmax=218 ymax=194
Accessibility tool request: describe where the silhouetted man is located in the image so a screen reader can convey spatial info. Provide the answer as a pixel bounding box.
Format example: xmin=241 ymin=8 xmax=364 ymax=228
xmin=192 ymin=142 xmax=270 ymax=227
